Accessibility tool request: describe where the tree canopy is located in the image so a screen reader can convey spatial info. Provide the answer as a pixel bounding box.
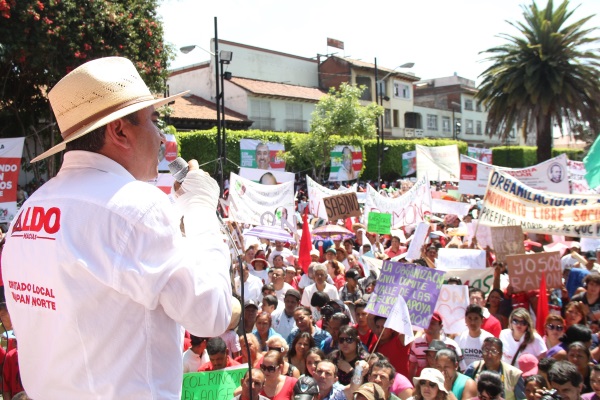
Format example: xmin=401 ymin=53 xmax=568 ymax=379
xmin=477 ymin=0 xmax=600 ymax=162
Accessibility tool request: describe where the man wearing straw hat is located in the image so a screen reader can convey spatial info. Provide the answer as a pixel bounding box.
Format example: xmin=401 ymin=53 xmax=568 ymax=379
xmin=2 ymin=57 xmax=232 ymax=399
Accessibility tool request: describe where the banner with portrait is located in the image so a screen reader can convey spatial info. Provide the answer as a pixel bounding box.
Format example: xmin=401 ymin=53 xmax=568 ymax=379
xmin=467 ymin=147 xmax=493 ymax=164
xmin=0 ymin=137 xmax=25 ymax=223
xmin=239 ymin=168 xmax=295 ymax=184
xmin=328 ymin=145 xmax=363 ymax=182
xmin=459 ymin=153 xmax=570 ymax=195
xmin=228 ymin=172 xmax=295 ymax=226
xmin=239 ymin=139 xmax=286 ymax=171
xmin=402 ymin=151 xmax=417 ymax=176
xmin=416 ymin=145 xmax=460 ymax=182
xmin=306 ymin=176 xmax=357 ymax=220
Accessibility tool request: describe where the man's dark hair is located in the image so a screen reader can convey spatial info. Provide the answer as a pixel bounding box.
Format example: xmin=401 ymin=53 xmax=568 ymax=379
xmin=547 ymin=360 xmax=583 ymax=387
xmin=65 ymin=112 xmax=139 ymax=153
xmin=483 ymin=336 xmax=503 ymax=351
xmin=538 ymin=357 xmax=557 ymax=374
xmin=465 ymin=304 xmax=484 ymax=318
xmin=435 ymin=348 xmax=458 ymax=364
xmin=261 ymin=283 xmax=275 ymax=293
xmin=469 ymin=288 xmax=485 ymax=297
xmin=190 ymin=335 xmax=207 ymax=347
xmin=206 ymin=337 xmax=227 ymax=356
xmin=477 ymin=371 xmax=503 ymax=397
xmin=524 ymin=375 xmax=548 ymax=388
xmin=369 ymin=359 xmax=396 ymax=380
xmin=354 ymin=299 xmax=368 ymax=311
xmin=263 ymin=295 xmax=278 ymax=309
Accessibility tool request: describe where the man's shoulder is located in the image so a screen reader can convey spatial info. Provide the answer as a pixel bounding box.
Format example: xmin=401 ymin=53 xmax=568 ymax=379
xmin=501 ymin=361 xmax=522 ymax=376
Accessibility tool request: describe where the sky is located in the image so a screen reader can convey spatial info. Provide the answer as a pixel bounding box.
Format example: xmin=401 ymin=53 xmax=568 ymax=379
xmin=159 ymin=0 xmax=600 ymax=84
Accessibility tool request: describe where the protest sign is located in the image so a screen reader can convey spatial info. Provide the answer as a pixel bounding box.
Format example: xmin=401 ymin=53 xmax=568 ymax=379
xmin=306 ymin=176 xmax=357 ymax=220
xmin=365 ymin=261 xmax=445 ymax=328
xmin=228 ymin=172 xmax=295 ymax=226
xmin=323 ymin=192 xmax=361 ymax=221
xmin=568 ymin=160 xmax=599 ymax=194
xmin=581 ymin=238 xmax=600 ymax=252
xmin=491 ymin=226 xmax=525 ymax=262
xmin=0 ymin=138 xmax=24 ymax=223
xmin=480 ymin=169 xmax=600 ymax=238
xmin=240 ymin=139 xmax=286 ymax=171
xmin=239 ymin=167 xmax=295 ymax=184
xmin=367 ymin=212 xmax=392 ymax=235
xmin=182 ymin=366 xmax=247 ymax=400
xmin=416 ymin=145 xmax=460 ymax=182
xmin=384 ymin=295 xmax=415 ymax=345
xmin=157 ymin=133 xmax=178 ymax=172
xmin=405 ymin=222 xmax=430 ymax=260
xmin=437 ymin=248 xmax=486 ymax=270
xmin=329 ymin=145 xmax=363 ymax=181
xmin=431 ymin=199 xmax=471 ymax=217
xmin=506 ymin=251 xmax=562 ymax=292
xmin=434 ymin=285 xmax=469 ymax=334
xmin=459 ymin=154 xmax=570 ymax=196
xmin=467 ymin=147 xmax=493 ymax=164
xmin=465 ymin=222 xmax=493 ymax=248
xmin=443 ymin=268 xmax=495 ymax=294
xmin=364 ymin=175 xmax=432 ymax=228
xmin=402 ymin=151 xmax=417 ymax=176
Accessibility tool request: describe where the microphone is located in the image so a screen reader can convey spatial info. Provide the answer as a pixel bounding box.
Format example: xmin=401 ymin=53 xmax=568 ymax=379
xmin=168 ymin=157 xmax=189 ymax=183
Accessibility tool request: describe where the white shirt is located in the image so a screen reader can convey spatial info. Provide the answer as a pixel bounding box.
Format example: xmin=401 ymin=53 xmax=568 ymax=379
xmin=182 ymin=349 xmax=209 ymax=373
xmin=2 ymin=152 xmax=232 ymax=399
xmin=456 ymin=329 xmax=494 ymax=368
xmin=499 ymin=329 xmax=547 ymax=365
xmin=268 ymin=248 xmax=293 ymax=265
xmin=235 ymin=274 xmax=264 ymax=303
xmin=271 ymin=308 xmax=297 ymax=339
xmin=275 ymin=283 xmax=294 ymax=303
xmin=301 ymin=282 xmax=340 ymax=310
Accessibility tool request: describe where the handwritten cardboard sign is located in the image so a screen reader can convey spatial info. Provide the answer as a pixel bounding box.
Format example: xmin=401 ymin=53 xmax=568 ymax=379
xmin=365 ymin=261 xmax=445 ymax=328
xmin=367 ymin=212 xmax=392 ymax=234
xmin=434 ymin=285 xmax=469 ymax=334
xmin=491 ymin=226 xmax=525 ymax=263
xmin=506 ymin=251 xmax=562 ymax=292
xmin=323 ymin=192 xmax=361 ymax=221
xmin=182 ymin=366 xmax=247 ymax=400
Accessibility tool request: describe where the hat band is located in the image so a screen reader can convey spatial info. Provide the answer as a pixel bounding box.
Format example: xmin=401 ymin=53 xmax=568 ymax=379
xmin=61 ymin=95 xmax=155 ymax=139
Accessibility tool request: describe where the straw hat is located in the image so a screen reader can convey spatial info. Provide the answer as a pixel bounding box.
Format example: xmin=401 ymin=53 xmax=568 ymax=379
xmin=32 ymin=57 xmax=188 ymax=162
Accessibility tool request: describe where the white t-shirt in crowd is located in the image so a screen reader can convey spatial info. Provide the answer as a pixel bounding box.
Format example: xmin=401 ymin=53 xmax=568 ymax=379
xmin=456 ymin=329 xmax=494 ymax=368
xmin=499 ymin=329 xmax=547 ymax=365
xmin=182 ymin=348 xmax=209 ymax=373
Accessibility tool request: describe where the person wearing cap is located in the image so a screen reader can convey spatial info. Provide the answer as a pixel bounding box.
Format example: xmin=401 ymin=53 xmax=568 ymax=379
xmin=250 ymin=256 xmax=271 ymax=286
xmin=408 ymin=312 xmax=463 ymax=379
xmin=236 ymin=262 xmax=265 ymax=303
xmin=410 ymin=368 xmax=450 ymax=400
xmin=294 ymin=376 xmax=320 ymax=400
xmin=301 ymin=264 xmax=340 ymax=312
xmin=424 ymin=341 xmax=447 ymax=370
xmin=2 ymin=57 xmax=233 ymax=399
xmin=572 ymin=273 xmax=600 ymax=323
xmin=310 ymin=249 xmax=322 ymax=263
xmin=272 ymin=289 xmax=302 ymax=339
xmin=285 ymin=266 xmax=301 ymax=290
xmin=234 ymin=368 xmax=269 ymax=400
xmin=517 ymin=354 xmax=539 ymax=379
xmin=339 ymin=269 xmax=364 ymax=305
xmin=239 ymin=300 xmax=260 ymax=336
xmin=561 ymin=242 xmax=581 ymax=271
xmin=355 ymin=382 xmax=386 ymax=400
xmin=456 ymin=304 xmax=494 ymax=368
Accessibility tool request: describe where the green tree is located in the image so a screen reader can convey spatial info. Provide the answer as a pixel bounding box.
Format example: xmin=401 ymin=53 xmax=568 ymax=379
xmin=286 ymin=83 xmax=382 ymax=182
xmin=477 ymin=0 xmax=600 ymax=162
xmin=0 ymin=0 xmax=173 ymax=177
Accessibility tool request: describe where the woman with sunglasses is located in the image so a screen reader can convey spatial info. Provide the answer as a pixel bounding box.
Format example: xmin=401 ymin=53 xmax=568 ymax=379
xmin=327 ymin=325 xmax=370 ymax=385
xmin=547 ymin=323 xmax=593 ymax=360
xmin=265 ymin=336 xmax=301 ymax=379
xmin=499 ymin=308 xmax=546 ymax=366
xmin=409 ymin=368 xmax=449 ymax=400
xmin=543 ymin=315 xmax=565 ymax=353
xmin=259 ymin=350 xmax=298 ymax=400
xmin=288 ymin=332 xmax=315 ymax=376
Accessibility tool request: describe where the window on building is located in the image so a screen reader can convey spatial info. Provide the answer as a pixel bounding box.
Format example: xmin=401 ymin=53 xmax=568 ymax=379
xmin=464 ymin=99 xmax=473 ymax=111
xmin=466 ymin=119 xmax=474 ymax=134
xmin=384 ymin=109 xmax=391 ymax=129
xmin=442 ymin=116 xmax=451 ymax=133
xmin=249 ymin=99 xmax=273 ymax=130
xmin=475 ymin=102 xmax=482 ymax=112
xmin=476 ymin=121 xmax=482 ymax=135
xmin=405 ymin=112 xmax=422 ymax=129
xmin=285 ymin=102 xmax=305 ymax=132
xmin=356 ymin=76 xmax=372 ymax=101
xmin=393 ymin=82 xmax=410 ymax=99
xmin=393 ymin=110 xmax=399 ymax=128
xmin=427 ymin=114 xmax=438 ymax=131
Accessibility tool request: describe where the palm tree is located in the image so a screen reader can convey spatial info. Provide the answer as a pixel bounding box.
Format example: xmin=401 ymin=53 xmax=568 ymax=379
xmin=477 ymin=0 xmax=600 ymax=162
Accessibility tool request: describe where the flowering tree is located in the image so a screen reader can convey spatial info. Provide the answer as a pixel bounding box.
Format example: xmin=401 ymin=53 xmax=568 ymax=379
xmin=0 ymin=0 xmax=173 ymax=175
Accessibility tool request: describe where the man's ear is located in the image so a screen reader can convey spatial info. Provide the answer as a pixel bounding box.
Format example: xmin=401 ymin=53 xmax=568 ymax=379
xmin=104 ymin=118 xmax=131 ymax=150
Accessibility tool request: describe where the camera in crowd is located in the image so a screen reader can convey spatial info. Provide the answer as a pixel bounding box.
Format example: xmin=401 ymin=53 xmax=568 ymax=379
xmin=540 ymin=389 xmax=561 ymax=400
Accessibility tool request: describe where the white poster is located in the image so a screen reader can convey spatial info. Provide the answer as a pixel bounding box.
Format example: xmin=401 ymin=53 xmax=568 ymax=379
xmin=228 ymin=172 xmax=295 ymax=226
xmin=459 ymin=153 xmax=571 ymax=195
xmin=239 ymin=139 xmax=286 ymax=171
xmin=568 ymin=160 xmax=599 ymax=194
xmin=364 ymin=175 xmax=432 ymax=228
xmin=239 ymin=167 xmax=295 ymax=184
xmin=406 ymin=222 xmax=430 ymax=260
xmin=0 ymin=137 xmax=25 ymax=223
xmin=431 ymin=199 xmax=472 ymax=217
xmin=434 ymin=285 xmax=469 ymax=334
xmin=437 ymin=248 xmax=487 ymax=270
xmin=466 ymin=222 xmax=493 ymax=248
xmin=306 ymin=176 xmax=357 ymax=221
xmin=416 ymin=145 xmax=460 ymax=182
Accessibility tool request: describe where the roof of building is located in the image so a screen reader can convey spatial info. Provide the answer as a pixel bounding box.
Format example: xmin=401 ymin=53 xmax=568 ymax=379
xmin=170 ymin=95 xmax=248 ymax=121
xmin=229 ymin=77 xmax=326 ymax=102
xmin=327 ymin=56 xmax=420 ymax=82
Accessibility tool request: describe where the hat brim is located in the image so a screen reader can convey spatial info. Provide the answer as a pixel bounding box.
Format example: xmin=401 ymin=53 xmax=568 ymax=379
xmin=31 ymin=91 xmax=189 ymax=163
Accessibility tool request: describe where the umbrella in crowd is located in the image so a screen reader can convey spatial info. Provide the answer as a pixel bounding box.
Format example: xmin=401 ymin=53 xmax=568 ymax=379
xmin=311 ymin=224 xmax=355 ymax=241
xmin=244 ymin=225 xmax=296 ymax=244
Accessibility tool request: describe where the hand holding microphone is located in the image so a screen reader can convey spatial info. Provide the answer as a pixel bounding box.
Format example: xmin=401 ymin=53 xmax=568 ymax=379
xmin=169 ymin=157 xmax=220 ymax=212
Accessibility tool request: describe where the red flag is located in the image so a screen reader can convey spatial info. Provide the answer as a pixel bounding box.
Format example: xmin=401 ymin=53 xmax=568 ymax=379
xmin=536 ymin=272 xmax=549 ymax=334
xmin=345 ymin=217 xmax=354 ymax=232
xmin=298 ymin=209 xmax=313 ymax=274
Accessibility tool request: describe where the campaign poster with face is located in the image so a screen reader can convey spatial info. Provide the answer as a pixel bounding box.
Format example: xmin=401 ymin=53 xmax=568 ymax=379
xmin=240 ymin=139 xmax=286 ymax=171
xmin=329 ymin=145 xmax=363 ymax=182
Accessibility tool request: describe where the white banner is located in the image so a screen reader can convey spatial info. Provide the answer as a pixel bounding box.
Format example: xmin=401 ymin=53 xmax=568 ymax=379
xmin=568 ymin=160 xmax=599 ymax=194
xmin=0 ymin=137 xmax=25 ymax=223
xmin=459 ymin=154 xmax=571 ymax=195
xmin=480 ymin=169 xmax=600 ymax=238
xmin=228 ymin=172 xmax=295 ymax=226
xmin=364 ymin=175 xmax=432 ymax=228
xmin=239 ymin=167 xmax=295 ymax=184
xmin=416 ymin=145 xmax=460 ymax=182
xmin=434 ymin=285 xmax=469 ymax=334
xmin=306 ymin=176 xmax=357 ymax=221
xmin=437 ymin=248 xmax=486 ymax=270
xmin=431 ymin=199 xmax=471 ymax=216
xmin=581 ymin=238 xmax=600 ymax=252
